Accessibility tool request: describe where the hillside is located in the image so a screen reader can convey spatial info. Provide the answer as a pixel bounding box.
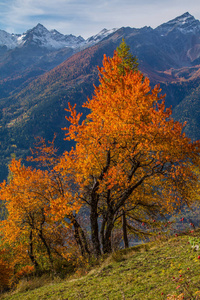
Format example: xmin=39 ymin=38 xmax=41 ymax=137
xmin=173 ymin=83 xmax=200 ymax=141
xmin=1 ymin=230 xmax=200 ymax=300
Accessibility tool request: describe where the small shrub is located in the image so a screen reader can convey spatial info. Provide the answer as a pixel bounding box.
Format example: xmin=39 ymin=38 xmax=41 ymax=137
xmin=15 ymin=265 xmax=35 ymax=280
xmin=0 ymin=258 xmax=13 ymax=291
xmin=54 ymin=259 xmax=76 ymax=279
xmin=111 ymin=251 xmax=125 ymax=262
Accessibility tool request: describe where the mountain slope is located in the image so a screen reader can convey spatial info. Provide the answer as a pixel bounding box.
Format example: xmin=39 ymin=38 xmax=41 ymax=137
xmin=0 ymin=24 xmax=117 ymax=100
xmin=172 ymin=83 xmax=200 ymax=140
xmin=0 ymin=44 xmax=106 ymax=180
xmin=1 ymin=13 xmax=200 ymax=180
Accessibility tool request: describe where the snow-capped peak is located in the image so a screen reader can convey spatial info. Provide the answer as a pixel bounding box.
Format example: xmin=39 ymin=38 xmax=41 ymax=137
xmin=0 ymin=24 xmax=85 ymax=50
xmin=171 ymin=12 xmax=194 ymax=25
xmin=155 ymin=12 xmax=200 ymax=36
xmin=0 ymin=24 xmax=118 ymax=51
xmin=0 ymin=30 xmax=19 ymax=49
xmin=86 ymin=28 xmax=118 ymax=45
xmin=31 ymin=23 xmax=49 ymax=33
xmin=21 ymin=24 xmax=85 ymax=49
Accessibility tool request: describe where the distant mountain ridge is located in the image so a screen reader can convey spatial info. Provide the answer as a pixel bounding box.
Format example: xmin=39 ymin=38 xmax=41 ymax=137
xmin=1 ymin=12 xmax=200 ymax=181
xmin=0 ymin=24 xmax=118 ymax=50
xmin=155 ymin=12 xmax=200 ymax=35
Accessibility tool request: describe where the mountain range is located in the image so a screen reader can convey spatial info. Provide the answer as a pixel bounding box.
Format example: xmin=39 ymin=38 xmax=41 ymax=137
xmin=0 ymin=12 xmax=200 ymax=181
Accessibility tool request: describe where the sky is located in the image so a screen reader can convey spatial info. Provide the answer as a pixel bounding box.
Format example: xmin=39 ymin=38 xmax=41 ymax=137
xmin=0 ymin=0 xmax=200 ymax=39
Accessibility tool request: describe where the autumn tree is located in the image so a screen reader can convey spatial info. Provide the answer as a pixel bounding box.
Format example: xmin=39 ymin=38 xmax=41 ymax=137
xmin=61 ymin=44 xmax=200 ymax=256
xmin=0 ymin=156 xmax=82 ymax=275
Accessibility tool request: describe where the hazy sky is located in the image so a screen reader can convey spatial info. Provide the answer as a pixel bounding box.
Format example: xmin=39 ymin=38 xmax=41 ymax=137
xmin=0 ymin=0 xmax=200 ymax=38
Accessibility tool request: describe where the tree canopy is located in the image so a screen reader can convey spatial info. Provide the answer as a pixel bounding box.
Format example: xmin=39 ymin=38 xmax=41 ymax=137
xmin=61 ymin=43 xmax=200 ymax=255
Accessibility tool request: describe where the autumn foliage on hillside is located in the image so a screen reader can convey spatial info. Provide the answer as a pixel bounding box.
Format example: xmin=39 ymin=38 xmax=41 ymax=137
xmin=0 ymin=41 xmax=200 ymax=288
xmin=61 ymin=44 xmax=200 ymax=256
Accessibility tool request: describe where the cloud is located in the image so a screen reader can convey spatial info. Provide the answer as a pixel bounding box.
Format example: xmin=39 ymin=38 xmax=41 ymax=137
xmin=0 ymin=0 xmax=200 ymax=38
xmin=0 ymin=0 xmax=104 ymax=35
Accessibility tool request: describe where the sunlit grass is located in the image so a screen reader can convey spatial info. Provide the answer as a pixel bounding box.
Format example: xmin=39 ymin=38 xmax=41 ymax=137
xmin=1 ymin=229 xmax=200 ymax=299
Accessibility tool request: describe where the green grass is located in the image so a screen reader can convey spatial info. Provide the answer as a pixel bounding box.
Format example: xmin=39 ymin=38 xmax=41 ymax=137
xmin=1 ymin=231 xmax=200 ymax=300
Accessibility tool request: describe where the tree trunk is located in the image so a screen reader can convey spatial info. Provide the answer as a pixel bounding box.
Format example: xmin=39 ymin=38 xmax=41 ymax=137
xmin=102 ymin=212 xmax=114 ymax=254
xmin=79 ymin=226 xmax=90 ymax=256
xmin=38 ymin=229 xmax=54 ymax=270
xmin=28 ymin=229 xmax=40 ymax=272
xmin=122 ymin=209 xmax=129 ymax=249
xmin=90 ymin=202 xmax=101 ymax=257
xmin=73 ymin=219 xmax=85 ymax=256
xmin=100 ymin=216 xmax=106 ymax=252
xmin=72 ymin=217 xmax=90 ymax=257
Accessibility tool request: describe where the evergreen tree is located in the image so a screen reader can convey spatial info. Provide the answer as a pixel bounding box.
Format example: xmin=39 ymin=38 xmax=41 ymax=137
xmin=116 ymin=38 xmax=138 ymax=75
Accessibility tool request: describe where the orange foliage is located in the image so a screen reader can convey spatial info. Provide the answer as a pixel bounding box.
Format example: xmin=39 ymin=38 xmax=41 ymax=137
xmin=0 ymin=153 xmax=82 ymax=272
xmin=60 ymin=50 xmax=200 ymax=254
xmin=62 ymin=51 xmax=200 ymax=208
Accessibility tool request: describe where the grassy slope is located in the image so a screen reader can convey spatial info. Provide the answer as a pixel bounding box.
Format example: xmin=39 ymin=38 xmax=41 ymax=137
xmin=2 ymin=230 xmax=200 ymax=300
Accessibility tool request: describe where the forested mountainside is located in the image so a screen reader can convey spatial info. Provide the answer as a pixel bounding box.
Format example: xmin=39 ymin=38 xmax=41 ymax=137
xmin=1 ymin=12 xmax=200 ymax=180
